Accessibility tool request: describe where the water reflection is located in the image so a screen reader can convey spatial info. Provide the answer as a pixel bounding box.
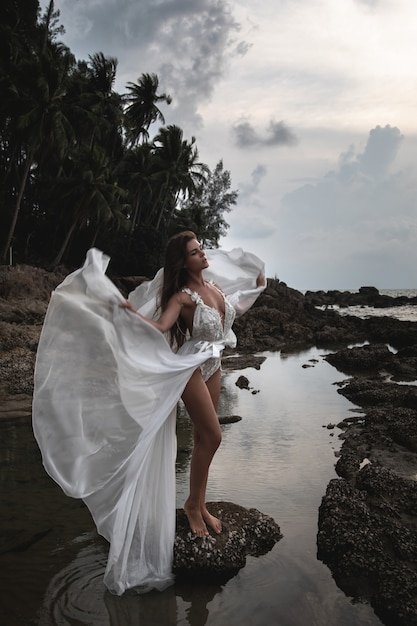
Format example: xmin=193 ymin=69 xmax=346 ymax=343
xmin=0 ymin=348 xmax=384 ymax=625
xmin=37 ymin=535 xmax=224 ymax=626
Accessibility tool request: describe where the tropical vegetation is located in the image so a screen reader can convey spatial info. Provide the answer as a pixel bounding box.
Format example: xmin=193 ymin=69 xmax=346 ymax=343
xmin=0 ymin=0 xmax=237 ymax=275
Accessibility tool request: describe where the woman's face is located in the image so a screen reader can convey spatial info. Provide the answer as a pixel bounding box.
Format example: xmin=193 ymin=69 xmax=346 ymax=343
xmin=184 ymin=239 xmax=208 ymax=272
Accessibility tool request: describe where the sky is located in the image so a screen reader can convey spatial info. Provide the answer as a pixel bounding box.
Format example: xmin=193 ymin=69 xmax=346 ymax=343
xmin=41 ymin=0 xmax=417 ymax=290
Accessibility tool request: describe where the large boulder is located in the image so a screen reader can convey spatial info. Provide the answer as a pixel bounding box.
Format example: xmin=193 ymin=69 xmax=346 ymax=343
xmin=173 ymin=502 xmax=282 ymax=583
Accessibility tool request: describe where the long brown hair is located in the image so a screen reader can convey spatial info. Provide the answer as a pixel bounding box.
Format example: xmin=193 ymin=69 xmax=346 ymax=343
xmin=160 ymin=230 xmax=197 ymax=348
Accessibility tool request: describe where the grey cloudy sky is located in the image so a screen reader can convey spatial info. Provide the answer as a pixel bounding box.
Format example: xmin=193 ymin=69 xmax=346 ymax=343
xmin=43 ymin=0 xmax=417 ymax=290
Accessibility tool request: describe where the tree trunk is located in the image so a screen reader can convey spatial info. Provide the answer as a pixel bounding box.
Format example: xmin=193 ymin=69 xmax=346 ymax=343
xmin=48 ymin=216 xmax=78 ymax=269
xmin=90 ymin=225 xmax=99 ymax=248
xmin=1 ymin=149 xmax=35 ymax=263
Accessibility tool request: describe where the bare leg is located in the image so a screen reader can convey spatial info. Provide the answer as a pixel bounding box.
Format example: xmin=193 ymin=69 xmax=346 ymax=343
xmin=182 ymin=368 xmax=222 ymax=537
xmin=200 ymin=369 xmax=222 ymax=533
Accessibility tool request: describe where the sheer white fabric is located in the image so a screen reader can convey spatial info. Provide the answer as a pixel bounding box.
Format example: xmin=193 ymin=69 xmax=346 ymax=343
xmin=32 ymin=247 xmax=265 ymax=595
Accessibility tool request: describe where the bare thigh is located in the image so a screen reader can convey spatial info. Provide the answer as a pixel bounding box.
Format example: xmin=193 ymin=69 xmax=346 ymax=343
xmin=182 ymin=368 xmax=221 ymax=442
xmin=205 ymin=367 xmax=221 ymax=411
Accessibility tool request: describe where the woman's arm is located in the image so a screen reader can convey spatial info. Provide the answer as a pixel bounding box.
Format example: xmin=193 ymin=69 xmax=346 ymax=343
xmin=120 ymin=293 xmax=184 ymax=333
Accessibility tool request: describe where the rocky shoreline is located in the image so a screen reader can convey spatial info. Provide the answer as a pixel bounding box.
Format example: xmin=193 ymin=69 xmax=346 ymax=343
xmin=2 ymin=264 xmax=417 ymax=623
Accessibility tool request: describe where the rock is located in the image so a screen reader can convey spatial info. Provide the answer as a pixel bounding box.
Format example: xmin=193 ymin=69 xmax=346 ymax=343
xmin=305 ymin=285 xmax=417 ymax=310
xmin=235 ymin=375 xmax=250 ymax=389
xmin=318 ymin=367 xmax=417 ymax=624
xmin=359 ymin=285 xmax=380 ymax=296
xmin=173 ymin=502 xmax=282 ymax=583
xmin=337 ymin=376 xmax=417 ymax=410
xmin=326 ymin=342 xmax=417 ymax=381
xmin=218 ymin=415 xmax=242 ymax=424
xmin=318 ymin=470 xmax=417 ymax=626
xmin=221 ymin=355 xmax=266 ymax=370
xmin=325 ymin=343 xmax=394 ymax=375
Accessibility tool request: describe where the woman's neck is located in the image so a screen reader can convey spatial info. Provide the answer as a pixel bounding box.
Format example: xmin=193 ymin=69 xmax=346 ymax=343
xmin=186 ymin=270 xmax=205 ymax=290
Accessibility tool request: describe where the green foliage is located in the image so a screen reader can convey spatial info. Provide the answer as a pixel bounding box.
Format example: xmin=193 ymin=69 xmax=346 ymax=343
xmin=0 ymin=0 xmax=236 ymax=275
xmin=174 ymin=160 xmax=237 ymax=247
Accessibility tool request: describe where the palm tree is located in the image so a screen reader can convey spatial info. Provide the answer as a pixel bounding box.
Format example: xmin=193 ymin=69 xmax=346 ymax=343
xmin=123 ymin=73 xmax=172 ymax=145
xmin=1 ymin=40 xmax=75 ymax=261
xmin=152 ymin=125 xmax=208 ymax=229
xmin=48 ymin=144 xmax=127 ymax=267
xmin=118 ymin=143 xmax=159 ymax=243
xmin=85 ymin=53 xmax=124 ymax=157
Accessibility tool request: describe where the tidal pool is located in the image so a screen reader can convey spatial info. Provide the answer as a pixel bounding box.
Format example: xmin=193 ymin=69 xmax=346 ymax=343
xmin=0 ymin=348 xmax=383 ymax=625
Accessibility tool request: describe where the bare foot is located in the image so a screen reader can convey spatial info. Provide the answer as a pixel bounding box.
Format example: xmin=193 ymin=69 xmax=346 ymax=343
xmin=202 ymin=507 xmax=222 ymax=534
xmin=184 ymin=502 xmax=209 ymax=537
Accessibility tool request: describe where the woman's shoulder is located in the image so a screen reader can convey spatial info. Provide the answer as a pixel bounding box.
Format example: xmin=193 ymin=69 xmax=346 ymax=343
xmin=177 ymin=288 xmax=198 ymax=306
xmin=207 ymin=280 xmax=225 ymax=297
xmin=163 ymin=290 xmax=191 ymax=310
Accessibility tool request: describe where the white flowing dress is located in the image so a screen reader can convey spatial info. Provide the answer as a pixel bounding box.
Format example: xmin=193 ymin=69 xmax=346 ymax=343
xmin=32 ymin=247 xmax=265 ymax=595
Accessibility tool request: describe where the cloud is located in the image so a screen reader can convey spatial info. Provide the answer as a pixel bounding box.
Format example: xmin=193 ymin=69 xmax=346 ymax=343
xmin=228 ymin=208 xmax=276 ymax=239
xmin=325 ymin=125 xmax=404 ymax=190
xmin=357 ymin=125 xmax=404 ymax=179
xmin=277 ymin=125 xmax=417 ymax=288
xmin=232 ymin=119 xmax=298 ymax=148
xmin=227 ymin=164 xmax=276 ymax=239
xmin=235 ymin=40 xmax=253 ymax=56
xmin=283 ymin=125 xmax=408 ymax=225
xmin=355 ymin=0 xmax=379 ymax=7
xmin=50 ymin=0 xmax=245 ymax=130
xmin=239 ymin=164 xmax=267 ymax=198
xmin=155 ymin=2 xmax=243 ymax=128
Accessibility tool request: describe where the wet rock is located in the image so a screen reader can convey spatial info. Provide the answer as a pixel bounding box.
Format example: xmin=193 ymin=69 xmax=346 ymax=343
xmin=221 ymin=355 xmax=266 ymax=370
xmin=235 ymin=375 xmax=250 ymax=389
xmin=318 ymin=469 xmax=417 ymax=626
xmin=218 ymin=415 xmax=242 ymax=424
xmin=325 ymin=343 xmax=394 ymax=375
xmin=337 ymin=377 xmax=417 ymax=411
xmin=173 ymin=502 xmax=282 ymax=583
xmin=319 ymin=369 xmax=417 ymax=624
xmin=326 ymin=342 xmax=417 ymax=382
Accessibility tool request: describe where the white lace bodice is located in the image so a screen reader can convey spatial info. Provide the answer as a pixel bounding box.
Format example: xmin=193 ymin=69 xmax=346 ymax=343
xmin=181 ymin=284 xmax=236 ymax=380
xmin=181 ymin=285 xmax=235 ymax=341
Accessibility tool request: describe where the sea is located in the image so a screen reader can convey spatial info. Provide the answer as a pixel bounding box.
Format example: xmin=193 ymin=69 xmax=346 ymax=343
xmin=317 ymin=288 xmax=417 ymax=322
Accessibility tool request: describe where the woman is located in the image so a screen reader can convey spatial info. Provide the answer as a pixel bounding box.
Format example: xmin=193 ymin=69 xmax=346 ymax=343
xmin=33 ymin=232 xmax=265 ymax=595
xmin=123 ymin=231 xmax=265 ymax=539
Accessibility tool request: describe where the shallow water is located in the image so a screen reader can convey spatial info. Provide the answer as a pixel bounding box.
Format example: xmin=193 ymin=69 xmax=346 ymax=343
xmin=0 ymin=348 xmax=383 ymax=625
xmin=332 ymin=303 xmax=417 ymax=322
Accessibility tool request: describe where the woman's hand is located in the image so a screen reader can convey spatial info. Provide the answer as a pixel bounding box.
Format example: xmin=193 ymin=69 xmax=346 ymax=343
xmin=256 ymin=274 xmax=266 ymax=287
xmin=120 ymin=300 xmax=137 ymax=314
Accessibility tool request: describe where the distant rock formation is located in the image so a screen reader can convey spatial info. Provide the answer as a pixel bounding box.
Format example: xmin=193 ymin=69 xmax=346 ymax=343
xmin=304 ymin=285 xmax=417 ymax=309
